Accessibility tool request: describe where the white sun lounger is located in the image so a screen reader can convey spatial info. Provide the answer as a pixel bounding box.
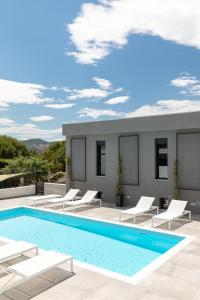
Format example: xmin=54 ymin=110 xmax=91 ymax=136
xmin=46 ymin=189 xmax=80 ymax=208
xmin=25 ymin=194 xmax=62 ymax=206
xmin=64 ymin=190 xmax=100 ymax=212
xmin=119 ymin=196 xmax=158 ymax=223
xmin=0 ymin=250 xmax=73 ymax=294
xmin=152 ymin=199 xmax=191 ymax=230
xmin=0 ymin=241 xmax=38 ymax=265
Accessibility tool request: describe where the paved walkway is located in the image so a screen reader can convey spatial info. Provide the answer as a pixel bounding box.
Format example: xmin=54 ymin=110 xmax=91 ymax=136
xmin=0 ymin=197 xmax=199 ymax=300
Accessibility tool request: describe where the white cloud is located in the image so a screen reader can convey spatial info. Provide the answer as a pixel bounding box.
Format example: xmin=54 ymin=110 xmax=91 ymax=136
xmin=67 ymin=0 xmax=200 ymax=64
xmin=45 ymin=103 xmax=75 ymax=109
xmin=64 ymin=76 xmax=124 ymax=101
xmin=68 ymin=88 xmax=109 ymax=100
xmin=50 ymin=86 xmax=58 ymax=91
xmin=0 ymin=79 xmax=52 ymax=108
xmin=171 ymin=75 xmax=200 ymax=96
xmin=78 ymin=99 xmax=200 ymax=120
xmin=0 ymin=123 xmax=62 ymax=141
xmin=79 ymin=107 xmax=122 ymax=119
xmin=105 ymin=95 xmax=129 ymax=105
xmin=30 ymin=115 xmax=54 ymax=122
xmin=171 ymin=77 xmax=198 ymax=87
xmin=125 ymin=99 xmax=200 ymax=118
xmin=115 ymin=87 xmax=124 ymax=93
xmin=188 ymin=84 xmax=200 ymax=96
xmin=0 ymin=118 xmax=16 ymax=126
xmin=93 ymin=77 xmax=112 ymax=89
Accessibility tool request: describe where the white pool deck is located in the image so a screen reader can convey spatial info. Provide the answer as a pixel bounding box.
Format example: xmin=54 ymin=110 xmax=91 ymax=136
xmin=0 ymin=197 xmax=200 ymax=300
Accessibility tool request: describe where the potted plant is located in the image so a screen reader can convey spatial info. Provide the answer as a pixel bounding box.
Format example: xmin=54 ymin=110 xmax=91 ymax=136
xmin=66 ymin=157 xmax=72 ymax=189
xmin=115 ymin=155 xmax=124 ymax=207
xmin=173 ymin=159 xmax=180 ymax=199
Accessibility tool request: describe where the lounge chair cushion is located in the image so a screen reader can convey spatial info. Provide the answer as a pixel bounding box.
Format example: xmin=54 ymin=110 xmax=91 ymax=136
xmin=0 ymin=241 xmax=37 ymax=264
xmin=122 ymin=196 xmax=155 ymax=214
xmin=153 ymin=200 xmax=187 ymax=221
xmin=8 ymin=251 xmax=72 ymax=277
xmin=48 ymin=189 xmax=80 ymax=204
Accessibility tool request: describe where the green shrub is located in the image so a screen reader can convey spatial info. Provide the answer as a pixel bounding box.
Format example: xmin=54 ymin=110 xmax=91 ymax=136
xmin=0 ymin=135 xmax=30 ymax=158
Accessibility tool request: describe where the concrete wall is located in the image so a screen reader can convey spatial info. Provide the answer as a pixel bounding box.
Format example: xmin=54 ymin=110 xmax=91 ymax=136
xmin=69 ymin=132 xmax=176 ymax=206
xmin=0 ymin=185 xmax=35 ymax=200
xmin=44 ymin=183 xmax=66 ymax=196
xmin=68 ymin=131 xmax=176 ymax=206
xmin=67 ymin=130 xmax=200 ymax=214
xmin=125 ymin=130 xmax=176 ymax=207
xmin=68 ymin=134 xmax=118 ymax=203
xmin=180 ymin=190 xmax=200 ymax=213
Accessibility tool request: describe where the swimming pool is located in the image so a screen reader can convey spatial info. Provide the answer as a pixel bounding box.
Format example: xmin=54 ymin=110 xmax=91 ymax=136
xmin=0 ymin=206 xmax=190 ymax=283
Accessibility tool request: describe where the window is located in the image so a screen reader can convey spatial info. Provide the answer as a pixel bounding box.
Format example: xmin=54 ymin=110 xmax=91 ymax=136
xmin=96 ymin=141 xmax=106 ymax=176
xmin=155 ymin=138 xmax=168 ymax=179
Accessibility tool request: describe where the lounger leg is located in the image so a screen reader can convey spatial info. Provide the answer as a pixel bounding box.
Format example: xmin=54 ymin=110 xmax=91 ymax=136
xmin=70 ymin=258 xmax=74 ymax=273
xmin=189 ymin=211 xmax=192 ymax=221
xmin=168 ymin=221 xmax=171 ymax=230
xmin=0 ymin=265 xmax=9 ymax=275
xmin=0 ymin=273 xmax=17 ymax=290
xmin=99 ymin=199 xmax=102 ymax=207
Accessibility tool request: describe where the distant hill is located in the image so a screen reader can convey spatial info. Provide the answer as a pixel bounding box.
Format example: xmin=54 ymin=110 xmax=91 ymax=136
xmin=23 ymin=139 xmax=50 ymax=153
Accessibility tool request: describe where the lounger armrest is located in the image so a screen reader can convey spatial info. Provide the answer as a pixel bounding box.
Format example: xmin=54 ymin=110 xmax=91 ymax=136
xmin=149 ymin=206 xmax=159 ymax=213
xmin=74 ymin=196 xmax=82 ymax=200
xmin=92 ymin=198 xmax=101 ymax=202
xmin=183 ymin=210 xmax=192 ymax=218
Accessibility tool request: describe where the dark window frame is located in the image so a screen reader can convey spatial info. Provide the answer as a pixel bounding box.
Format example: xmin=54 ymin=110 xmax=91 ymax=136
xmin=96 ymin=140 xmax=106 ymax=176
xmin=155 ymin=138 xmax=168 ymax=180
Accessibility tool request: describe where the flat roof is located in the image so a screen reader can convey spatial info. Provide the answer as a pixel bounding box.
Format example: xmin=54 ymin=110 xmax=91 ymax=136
xmin=62 ymin=111 xmax=200 ymax=136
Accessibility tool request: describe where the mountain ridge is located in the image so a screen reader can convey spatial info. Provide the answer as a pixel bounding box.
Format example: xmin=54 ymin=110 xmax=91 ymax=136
xmin=22 ymin=139 xmax=50 ymax=152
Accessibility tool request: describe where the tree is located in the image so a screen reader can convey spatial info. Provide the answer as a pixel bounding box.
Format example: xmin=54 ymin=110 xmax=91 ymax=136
xmin=41 ymin=141 xmax=66 ymax=172
xmin=2 ymin=157 xmax=51 ymax=183
xmin=0 ymin=135 xmax=30 ymax=158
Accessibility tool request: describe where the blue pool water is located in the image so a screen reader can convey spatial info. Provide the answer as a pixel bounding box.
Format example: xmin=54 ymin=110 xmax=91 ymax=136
xmin=0 ymin=207 xmax=184 ymax=277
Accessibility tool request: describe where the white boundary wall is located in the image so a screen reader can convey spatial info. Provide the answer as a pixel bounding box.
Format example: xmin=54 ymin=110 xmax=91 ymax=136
xmin=44 ymin=183 xmax=66 ymax=196
xmin=0 ymin=185 xmax=35 ymax=200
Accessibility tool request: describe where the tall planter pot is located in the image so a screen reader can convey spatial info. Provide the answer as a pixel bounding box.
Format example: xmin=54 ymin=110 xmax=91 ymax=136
xmin=115 ymin=193 xmax=124 ymax=207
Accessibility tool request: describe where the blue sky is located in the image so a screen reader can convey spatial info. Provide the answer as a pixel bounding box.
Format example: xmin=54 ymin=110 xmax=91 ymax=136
xmin=0 ymin=0 xmax=200 ymax=140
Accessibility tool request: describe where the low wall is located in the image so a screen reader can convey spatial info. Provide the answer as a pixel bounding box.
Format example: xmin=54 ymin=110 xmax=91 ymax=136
xmin=44 ymin=183 xmax=66 ymax=196
xmin=0 ymin=185 xmax=36 ymax=200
